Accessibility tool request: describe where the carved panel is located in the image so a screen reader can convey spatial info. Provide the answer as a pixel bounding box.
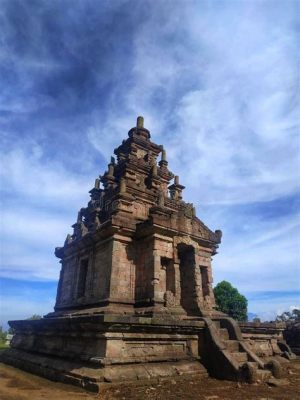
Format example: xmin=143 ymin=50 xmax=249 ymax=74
xmin=174 ymin=235 xmax=199 ymax=250
xmin=133 ymin=201 xmax=149 ymax=219
xmin=136 ymin=148 xmax=147 ymax=159
xmin=123 ymin=341 xmax=186 ymax=358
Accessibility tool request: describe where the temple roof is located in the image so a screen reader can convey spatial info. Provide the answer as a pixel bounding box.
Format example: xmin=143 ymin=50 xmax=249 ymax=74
xmin=56 ymin=117 xmax=222 ymax=257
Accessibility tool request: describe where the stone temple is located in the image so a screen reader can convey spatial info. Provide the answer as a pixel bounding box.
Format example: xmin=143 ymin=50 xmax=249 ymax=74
xmin=2 ymin=117 xmax=294 ymax=390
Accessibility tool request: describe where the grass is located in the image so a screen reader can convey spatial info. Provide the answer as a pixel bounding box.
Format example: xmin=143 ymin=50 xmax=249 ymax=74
xmin=0 ymin=342 xmax=9 ymax=350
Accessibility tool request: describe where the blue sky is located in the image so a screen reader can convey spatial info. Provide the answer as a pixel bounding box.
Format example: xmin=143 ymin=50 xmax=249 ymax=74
xmin=0 ymin=0 xmax=299 ymax=328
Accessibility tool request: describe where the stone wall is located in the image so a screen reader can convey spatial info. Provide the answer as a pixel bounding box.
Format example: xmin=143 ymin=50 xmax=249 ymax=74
xmin=109 ymin=237 xmax=135 ymax=303
xmin=239 ymin=322 xmax=285 ymax=357
xmin=55 ymin=239 xmax=113 ymax=310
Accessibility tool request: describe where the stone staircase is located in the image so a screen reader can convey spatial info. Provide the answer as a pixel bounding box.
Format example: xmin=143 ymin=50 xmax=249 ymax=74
xmin=202 ymin=317 xmax=274 ymax=382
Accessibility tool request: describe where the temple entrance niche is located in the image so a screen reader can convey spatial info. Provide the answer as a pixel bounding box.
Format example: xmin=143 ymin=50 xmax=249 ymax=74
xmin=177 ymin=244 xmax=199 ymax=316
xmin=200 ymin=266 xmax=210 ymax=298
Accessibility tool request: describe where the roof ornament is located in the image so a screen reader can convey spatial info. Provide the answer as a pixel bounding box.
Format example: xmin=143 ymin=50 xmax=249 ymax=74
xmin=107 ymin=161 xmax=114 ymax=177
xmin=94 ymin=178 xmax=100 ymax=189
xmin=159 ymin=147 xmax=168 ymax=168
xmin=137 ymin=116 xmax=144 ymax=128
xmin=168 ymin=175 xmax=185 ymax=200
xmin=127 ymin=115 xmax=150 ymax=139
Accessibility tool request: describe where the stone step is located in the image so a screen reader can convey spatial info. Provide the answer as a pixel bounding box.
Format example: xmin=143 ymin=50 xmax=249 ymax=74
xmin=232 ymin=352 xmax=248 ymax=363
xmin=242 ymin=362 xmax=272 ymax=383
xmin=219 ymin=328 xmax=229 ymax=340
xmin=257 ymin=369 xmax=272 ymax=382
xmin=224 ymin=340 xmax=240 ymax=351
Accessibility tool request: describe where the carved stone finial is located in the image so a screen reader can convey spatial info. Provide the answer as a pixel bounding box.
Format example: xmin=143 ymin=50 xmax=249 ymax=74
xmin=111 ymin=156 xmax=116 ymax=165
xmin=94 ymin=178 xmax=100 ymax=189
xmin=137 ymin=116 xmax=144 ymax=128
xmin=94 ymin=214 xmax=100 ymax=228
xmin=77 ymin=211 xmax=82 ymax=223
xmin=128 ymin=115 xmax=150 ymax=139
xmin=80 ymin=222 xmax=88 ymax=237
xmin=152 ymin=163 xmax=158 ymax=176
xmin=174 ymin=175 xmax=179 ymax=185
xmin=64 ymin=234 xmax=72 ymax=245
xmin=215 ymin=230 xmax=222 ymax=243
xmin=120 ymin=178 xmax=126 ymax=194
xmin=108 ymin=163 xmax=114 ymax=177
xmin=159 ymin=147 xmax=168 ymax=168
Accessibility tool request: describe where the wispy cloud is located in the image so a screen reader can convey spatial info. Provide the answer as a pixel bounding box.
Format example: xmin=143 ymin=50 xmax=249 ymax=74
xmin=0 ymin=147 xmax=91 ymax=206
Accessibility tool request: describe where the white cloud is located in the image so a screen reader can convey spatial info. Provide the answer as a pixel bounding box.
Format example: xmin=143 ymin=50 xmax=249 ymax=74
xmin=87 ymin=1 xmax=300 ymax=205
xmin=250 ymin=300 xmax=300 ymax=323
xmin=0 ymin=94 xmax=55 ymax=114
xmin=0 ymin=208 xmax=70 ymax=280
xmin=2 ymin=209 xmax=68 ymax=245
xmin=212 ymin=211 xmax=300 ymax=292
xmin=0 ymin=147 xmax=91 ymax=208
xmin=0 ymin=147 xmax=93 ymax=280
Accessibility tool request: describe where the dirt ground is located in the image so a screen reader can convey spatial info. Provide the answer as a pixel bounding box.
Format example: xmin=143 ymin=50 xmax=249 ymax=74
xmin=1 ymin=360 xmax=300 ymax=400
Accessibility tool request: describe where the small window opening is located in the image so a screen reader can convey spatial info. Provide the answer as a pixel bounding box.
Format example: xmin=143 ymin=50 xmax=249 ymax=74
xmin=77 ymin=258 xmax=89 ymax=298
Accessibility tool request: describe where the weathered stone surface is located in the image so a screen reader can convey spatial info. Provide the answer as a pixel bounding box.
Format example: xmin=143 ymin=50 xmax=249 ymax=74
xmin=267 ymin=377 xmax=290 ymax=387
xmin=239 ymin=321 xmax=295 ymax=360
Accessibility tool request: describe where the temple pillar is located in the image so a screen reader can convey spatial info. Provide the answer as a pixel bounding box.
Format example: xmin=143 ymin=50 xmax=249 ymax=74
xmin=196 ymin=249 xmax=217 ymax=314
xmin=151 ymin=249 xmax=165 ymax=305
xmin=194 ymin=252 xmax=204 ymax=309
xmin=173 ymin=262 xmax=182 ymax=306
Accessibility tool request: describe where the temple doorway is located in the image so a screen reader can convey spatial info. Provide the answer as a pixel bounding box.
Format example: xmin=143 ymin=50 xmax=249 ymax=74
xmin=177 ymin=244 xmax=198 ymax=316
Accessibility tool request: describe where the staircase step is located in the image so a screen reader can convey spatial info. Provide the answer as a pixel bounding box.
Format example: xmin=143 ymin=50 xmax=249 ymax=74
xmin=232 ymin=352 xmax=248 ymax=362
xmin=219 ymin=328 xmax=229 ymax=340
xmin=224 ymin=340 xmax=240 ymax=351
xmin=257 ymin=369 xmax=272 ymax=382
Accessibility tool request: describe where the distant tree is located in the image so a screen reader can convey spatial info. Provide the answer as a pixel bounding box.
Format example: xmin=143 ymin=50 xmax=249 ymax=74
xmin=276 ymin=308 xmax=300 ymax=323
xmin=27 ymin=314 xmax=42 ymax=320
xmin=214 ymin=280 xmax=248 ymax=321
xmin=0 ymin=326 xmax=6 ymax=342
